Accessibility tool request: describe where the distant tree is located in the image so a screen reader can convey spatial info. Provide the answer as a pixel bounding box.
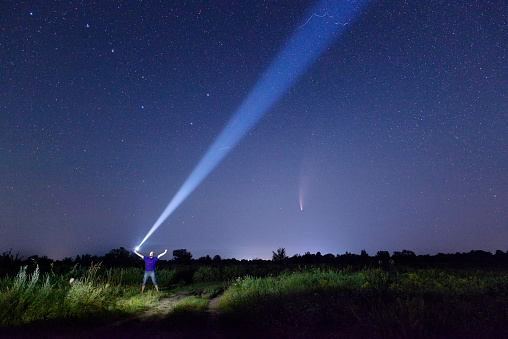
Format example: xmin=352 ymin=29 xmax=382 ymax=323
xmin=1 ymin=249 xmax=22 ymax=263
xmin=401 ymin=249 xmax=416 ymax=257
xmin=323 ymin=253 xmax=335 ymax=262
xmin=212 ymin=254 xmax=221 ymax=262
xmin=0 ymin=249 xmax=23 ymax=276
xmin=466 ymin=250 xmax=492 ymax=262
xmin=173 ymin=249 xmax=193 ymax=263
xmin=393 ymin=250 xmax=416 ymax=258
xmin=198 ymin=255 xmax=212 ymax=264
xmin=392 ymin=249 xmax=416 ymax=264
xmin=338 ymin=251 xmax=360 ymax=266
xmin=28 ymin=255 xmax=53 ymax=266
xmin=60 ymin=257 xmax=74 ymax=265
xmin=375 ymin=251 xmax=391 ymax=269
xmin=104 ymin=247 xmax=137 ymax=267
xmin=272 ymin=247 xmax=288 ymax=262
xmin=75 ymin=254 xmax=97 ymax=266
xmin=494 ymin=250 xmax=508 ymax=264
xmin=302 ymin=251 xmax=314 ymax=264
xmin=376 ymin=251 xmax=390 ymax=260
xmin=288 ymin=253 xmax=301 ymax=263
xmin=494 ymin=250 xmax=505 ymax=257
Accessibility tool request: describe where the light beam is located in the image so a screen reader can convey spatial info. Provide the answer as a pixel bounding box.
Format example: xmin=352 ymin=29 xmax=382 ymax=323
xmin=137 ymin=0 xmax=370 ymax=249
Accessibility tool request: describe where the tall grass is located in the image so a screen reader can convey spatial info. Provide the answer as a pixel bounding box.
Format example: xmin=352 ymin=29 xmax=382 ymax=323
xmin=219 ymin=268 xmax=364 ymax=309
xmin=0 ymin=263 xmax=165 ymax=327
xmin=0 ymin=264 xmax=55 ymax=326
xmin=3 ymin=262 xmax=507 ymax=337
xmin=172 ymin=296 xmax=209 ymax=315
xmin=218 ymin=267 xmax=508 ymax=338
xmin=193 ymin=266 xmax=221 ymax=282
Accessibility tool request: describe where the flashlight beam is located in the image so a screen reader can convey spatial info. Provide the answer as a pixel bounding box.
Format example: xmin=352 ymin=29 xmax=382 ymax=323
xmin=137 ymin=0 xmax=370 ymax=249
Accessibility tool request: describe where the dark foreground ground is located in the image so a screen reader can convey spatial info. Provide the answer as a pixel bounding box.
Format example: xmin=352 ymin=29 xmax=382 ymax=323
xmin=3 ymin=313 xmax=506 ymax=339
xmin=3 ymin=292 xmax=507 ymax=339
xmin=2 ymin=293 xmax=226 ymax=339
xmin=3 ymin=317 xmax=226 ymax=339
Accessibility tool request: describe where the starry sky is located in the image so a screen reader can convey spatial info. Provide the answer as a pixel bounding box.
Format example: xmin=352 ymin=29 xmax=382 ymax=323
xmin=1 ymin=1 xmax=506 ymax=260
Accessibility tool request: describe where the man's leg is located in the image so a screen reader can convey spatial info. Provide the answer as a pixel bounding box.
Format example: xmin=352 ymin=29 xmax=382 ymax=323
xmin=150 ymin=271 xmax=158 ymax=291
xmin=142 ymin=271 xmax=149 ymax=293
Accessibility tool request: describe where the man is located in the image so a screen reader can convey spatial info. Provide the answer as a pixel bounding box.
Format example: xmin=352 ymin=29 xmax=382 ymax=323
xmin=134 ymin=249 xmax=167 ymax=292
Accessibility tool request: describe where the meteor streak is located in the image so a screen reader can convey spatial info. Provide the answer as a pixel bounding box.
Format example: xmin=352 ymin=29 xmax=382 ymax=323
xmin=136 ymin=0 xmax=370 ymax=249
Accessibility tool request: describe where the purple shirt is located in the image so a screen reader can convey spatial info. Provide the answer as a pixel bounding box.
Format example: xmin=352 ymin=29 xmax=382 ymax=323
xmin=143 ymin=256 xmax=158 ymax=271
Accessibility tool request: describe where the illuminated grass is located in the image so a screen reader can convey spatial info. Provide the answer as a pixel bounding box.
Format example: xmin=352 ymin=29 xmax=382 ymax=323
xmin=0 ymin=263 xmax=163 ymax=327
xmin=171 ymin=296 xmax=208 ymax=315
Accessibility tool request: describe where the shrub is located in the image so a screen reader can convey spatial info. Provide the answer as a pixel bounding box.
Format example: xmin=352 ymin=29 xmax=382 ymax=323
xmin=154 ymin=268 xmax=178 ymax=288
xmin=222 ymin=265 xmax=246 ymax=280
xmin=193 ymin=266 xmax=221 ymax=282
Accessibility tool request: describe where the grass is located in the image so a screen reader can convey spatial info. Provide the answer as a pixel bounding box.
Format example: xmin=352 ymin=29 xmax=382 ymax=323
xmin=218 ymin=267 xmax=508 ymax=338
xmin=0 ymin=264 xmax=60 ymax=326
xmin=159 ymin=282 xmax=222 ymax=332
xmin=0 ymin=262 xmax=160 ymax=327
xmin=167 ymin=281 xmax=223 ymax=318
xmin=1 ymin=262 xmax=507 ymax=337
xmin=172 ymin=295 xmax=209 ymax=315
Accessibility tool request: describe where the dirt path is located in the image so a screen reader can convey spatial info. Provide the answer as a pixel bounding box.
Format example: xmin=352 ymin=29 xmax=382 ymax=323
xmin=203 ymin=295 xmax=224 ymax=338
xmin=95 ymin=290 xmax=227 ymax=338
xmin=3 ymin=291 xmax=228 ymax=339
xmin=138 ymin=291 xmax=190 ymax=320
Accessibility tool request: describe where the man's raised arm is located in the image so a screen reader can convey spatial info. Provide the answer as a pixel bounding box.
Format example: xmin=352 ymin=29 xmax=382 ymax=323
xmin=134 ymin=250 xmax=144 ymax=259
xmin=158 ymin=249 xmax=168 ymax=258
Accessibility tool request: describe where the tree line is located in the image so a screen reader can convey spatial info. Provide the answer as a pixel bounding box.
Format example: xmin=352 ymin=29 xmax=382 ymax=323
xmin=1 ymin=247 xmax=507 ymax=278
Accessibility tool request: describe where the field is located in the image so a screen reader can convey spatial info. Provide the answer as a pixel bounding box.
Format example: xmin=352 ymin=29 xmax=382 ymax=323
xmin=1 ymin=253 xmax=507 ymax=338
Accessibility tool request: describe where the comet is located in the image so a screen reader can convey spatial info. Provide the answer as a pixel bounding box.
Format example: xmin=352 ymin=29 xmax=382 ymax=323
xmin=136 ymin=0 xmax=370 ymax=249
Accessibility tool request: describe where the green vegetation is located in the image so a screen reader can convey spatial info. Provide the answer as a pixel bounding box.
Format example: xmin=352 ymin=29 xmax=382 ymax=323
xmin=172 ymin=296 xmax=209 ymax=316
xmin=1 ymin=248 xmax=508 ymax=337
xmin=0 ymin=262 xmax=161 ymax=327
xmin=218 ymin=267 xmax=508 ymax=337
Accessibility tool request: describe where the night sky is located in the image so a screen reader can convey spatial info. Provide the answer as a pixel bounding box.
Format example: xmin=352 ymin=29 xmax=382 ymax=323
xmin=1 ymin=1 xmax=506 ymax=260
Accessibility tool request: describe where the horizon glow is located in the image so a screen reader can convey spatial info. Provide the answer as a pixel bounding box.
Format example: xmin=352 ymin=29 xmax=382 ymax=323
xmin=136 ymin=0 xmax=370 ymax=249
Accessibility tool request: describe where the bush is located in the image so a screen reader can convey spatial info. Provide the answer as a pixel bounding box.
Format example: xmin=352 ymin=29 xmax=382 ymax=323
xmin=193 ymin=266 xmax=221 ymax=282
xmin=154 ymin=268 xmax=178 ymax=288
xmin=222 ymin=265 xmax=246 ymax=280
xmin=172 ymin=266 xmax=196 ymax=285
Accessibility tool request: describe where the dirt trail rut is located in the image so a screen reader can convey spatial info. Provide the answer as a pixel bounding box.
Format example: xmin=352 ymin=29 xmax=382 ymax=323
xmin=4 ymin=291 xmax=228 ymax=339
